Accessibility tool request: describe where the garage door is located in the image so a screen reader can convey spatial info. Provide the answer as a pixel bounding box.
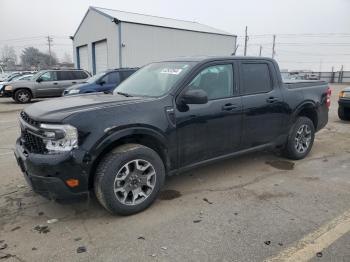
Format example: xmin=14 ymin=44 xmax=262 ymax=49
xmin=78 ymin=45 xmax=89 ymax=72
xmin=94 ymin=40 xmax=108 ymax=74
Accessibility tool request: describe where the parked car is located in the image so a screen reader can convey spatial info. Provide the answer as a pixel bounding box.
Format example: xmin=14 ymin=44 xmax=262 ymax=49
xmin=306 ymin=73 xmax=319 ymax=80
xmin=63 ymin=68 xmax=138 ymax=96
xmin=14 ymin=56 xmax=330 ymax=215
xmin=3 ymin=69 xmax=90 ymax=103
xmin=0 ymin=74 xmax=34 ymax=96
xmin=338 ymin=87 xmax=350 ymax=120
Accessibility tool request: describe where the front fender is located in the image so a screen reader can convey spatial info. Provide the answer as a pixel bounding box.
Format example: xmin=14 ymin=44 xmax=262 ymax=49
xmin=90 ymin=125 xmax=168 ymax=158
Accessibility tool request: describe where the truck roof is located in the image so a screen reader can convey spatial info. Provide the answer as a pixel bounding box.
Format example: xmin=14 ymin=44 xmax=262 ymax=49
xmin=163 ymin=56 xmax=276 ymax=63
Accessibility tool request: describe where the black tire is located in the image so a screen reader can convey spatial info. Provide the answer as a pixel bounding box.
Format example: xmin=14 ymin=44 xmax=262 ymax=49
xmin=283 ymin=117 xmax=315 ymax=160
xmin=338 ymin=106 xmax=350 ymax=121
xmin=14 ymin=89 xmax=32 ymax=103
xmin=94 ymin=144 xmax=165 ymax=215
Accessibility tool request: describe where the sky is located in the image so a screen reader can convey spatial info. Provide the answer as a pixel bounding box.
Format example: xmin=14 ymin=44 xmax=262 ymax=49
xmin=0 ymin=0 xmax=349 ymax=71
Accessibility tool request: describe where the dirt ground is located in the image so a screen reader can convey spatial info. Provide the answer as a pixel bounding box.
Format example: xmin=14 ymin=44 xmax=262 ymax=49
xmin=0 ymin=84 xmax=349 ymax=262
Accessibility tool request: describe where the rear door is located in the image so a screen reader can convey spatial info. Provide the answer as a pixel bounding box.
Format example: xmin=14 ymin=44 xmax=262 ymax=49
xmin=239 ymin=60 xmax=285 ymax=148
xmin=56 ymin=71 xmax=80 ymax=95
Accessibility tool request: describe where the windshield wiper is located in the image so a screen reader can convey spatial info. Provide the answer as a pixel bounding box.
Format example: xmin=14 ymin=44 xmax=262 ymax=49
xmin=116 ymin=92 xmax=133 ymax=97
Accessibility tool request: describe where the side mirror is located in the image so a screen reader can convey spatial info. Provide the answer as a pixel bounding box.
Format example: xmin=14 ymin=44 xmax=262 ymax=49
xmin=36 ymin=78 xmax=43 ymax=83
xmin=99 ymin=80 xmax=106 ymax=86
xmin=181 ymin=89 xmax=208 ymax=105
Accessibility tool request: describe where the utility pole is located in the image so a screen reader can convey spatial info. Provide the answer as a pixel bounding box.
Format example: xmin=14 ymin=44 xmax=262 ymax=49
xmin=47 ymin=36 xmax=53 ymax=66
xmin=272 ymin=34 xmax=276 ymax=59
xmin=259 ymin=45 xmax=262 ymax=57
xmin=244 ymin=26 xmax=248 ymax=56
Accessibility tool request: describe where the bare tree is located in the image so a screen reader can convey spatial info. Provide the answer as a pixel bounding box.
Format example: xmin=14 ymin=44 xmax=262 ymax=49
xmin=20 ymin=47 xmax=58 ymax=70
xmin=1 ymin=45 xmax=17 ymax=70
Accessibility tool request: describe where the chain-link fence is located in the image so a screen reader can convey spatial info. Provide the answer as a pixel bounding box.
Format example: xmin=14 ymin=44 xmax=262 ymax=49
xmin=310 ymin=71 xmax=350 ymax=83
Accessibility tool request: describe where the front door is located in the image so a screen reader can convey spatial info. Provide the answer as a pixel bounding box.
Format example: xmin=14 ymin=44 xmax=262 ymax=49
xmin=97 ymin=72 xmax=121 ymax=93
xmin=175 ymin=63 xmax=243 ymax=167
xmin=239 ymin=61 xmax=285 ymax=148
xmin=35 ymin=71 xmax=60 ymax=97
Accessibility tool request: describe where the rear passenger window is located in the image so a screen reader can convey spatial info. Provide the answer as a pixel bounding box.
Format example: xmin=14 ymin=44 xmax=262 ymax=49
xmin=241 ymin=63 xmax=272 ymax=95
xmin=72 ymin=71 xmax=89 ymax=79
xmin=57 ymin=71 xmax=75 ymax=81
xmin=188 ymin=64 xmax=233 ymax=100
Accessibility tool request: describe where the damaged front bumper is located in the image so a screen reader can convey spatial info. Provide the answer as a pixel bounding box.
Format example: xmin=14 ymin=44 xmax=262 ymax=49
xmin=14 ymin=138 xmax=89 ymax=200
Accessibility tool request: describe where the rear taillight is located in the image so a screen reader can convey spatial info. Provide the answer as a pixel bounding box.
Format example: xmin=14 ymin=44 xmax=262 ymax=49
xmin=326 ymin=87 xmax=332 ymax=109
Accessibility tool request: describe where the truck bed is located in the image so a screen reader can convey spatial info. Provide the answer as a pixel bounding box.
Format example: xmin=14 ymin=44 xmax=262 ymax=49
xmin=283 ymin=80 xmax=328 ymax=89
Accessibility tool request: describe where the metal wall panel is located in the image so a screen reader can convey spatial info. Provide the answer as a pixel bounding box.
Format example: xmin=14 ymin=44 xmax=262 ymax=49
xmin=121 ymin=22 xmax=236 ymax=67
xmin=73 ymin=9 xmax=119 ymax=74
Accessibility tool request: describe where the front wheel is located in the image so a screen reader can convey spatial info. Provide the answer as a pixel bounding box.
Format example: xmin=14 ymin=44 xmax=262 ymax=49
xmin=14 ymin=89 xmax=32 ymax=103
xmin=283 ymin=117 xmax=315 ymax=160
xmin=94 ymin=144 xmax=165 ymax=215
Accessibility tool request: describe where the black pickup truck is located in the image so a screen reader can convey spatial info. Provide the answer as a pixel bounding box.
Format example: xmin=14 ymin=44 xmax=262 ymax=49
xmin=15 ymin=57 xmax=331 ymax=215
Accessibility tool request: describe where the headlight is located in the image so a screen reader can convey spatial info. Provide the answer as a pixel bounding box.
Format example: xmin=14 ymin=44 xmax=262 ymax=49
xmin=4 ymin=85 xmax=12 ymax=91
xmin=68 ymin=89 xmax=80 ymax=95
xmin=340 ymin=91 xmax=350 ymax=98
xmin=40 ymin=123 xmax=78 ymax=152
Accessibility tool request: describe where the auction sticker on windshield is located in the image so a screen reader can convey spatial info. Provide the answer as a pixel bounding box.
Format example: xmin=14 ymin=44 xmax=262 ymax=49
xmin=160 ymin=68 xmax=183 ymax=75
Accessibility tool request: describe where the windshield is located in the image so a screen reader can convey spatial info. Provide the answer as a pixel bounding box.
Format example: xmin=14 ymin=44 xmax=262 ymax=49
xmin=86 ymin=71 xmax=106 ymax=84
xmin=114 ymin=62 xmax=195 ymax=97
xmin=31 ymin=71 xmax=43 ymax=80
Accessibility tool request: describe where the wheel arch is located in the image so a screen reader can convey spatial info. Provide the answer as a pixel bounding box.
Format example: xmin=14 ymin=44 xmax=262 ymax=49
xmin=13 ymin=87 xmax=33 ymax=97
xmin=88 ymin=128 xmax=170 ymax=189
xmin=294 ymin=101 xmax=318 ymax=129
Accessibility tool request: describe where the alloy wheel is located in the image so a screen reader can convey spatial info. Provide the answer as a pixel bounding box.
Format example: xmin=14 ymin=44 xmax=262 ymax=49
xmin=114 ymin=159 xmax=156 ymax=206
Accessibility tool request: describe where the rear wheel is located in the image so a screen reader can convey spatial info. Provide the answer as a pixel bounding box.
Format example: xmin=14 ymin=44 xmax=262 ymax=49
xmin=283 ymin=117 xmax=315 ymax=160
xmin=14 ymin=89 xmax=32 ymax=103
xmin=338 ymin=105 xmax=350 ymax=121
xmin=94 ymin=144 xmax=165 ymax=215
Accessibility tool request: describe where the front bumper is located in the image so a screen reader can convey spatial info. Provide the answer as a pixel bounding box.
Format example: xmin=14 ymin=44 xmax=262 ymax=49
xmin=339 ymin=98 xmax=350 ymax=108
xmin=14 ymin=139 xmax=89 ymax=200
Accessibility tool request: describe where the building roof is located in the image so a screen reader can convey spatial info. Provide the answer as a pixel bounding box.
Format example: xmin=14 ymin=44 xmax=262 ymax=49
xmin=89 ymin=6 xmax=235 ymax=37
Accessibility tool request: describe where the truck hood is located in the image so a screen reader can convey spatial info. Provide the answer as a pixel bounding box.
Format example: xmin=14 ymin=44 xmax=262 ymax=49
xmin=24 ymin=93 xmax=150 ymax=122
xmin=65 ymin=82 xmax=90 ymax=91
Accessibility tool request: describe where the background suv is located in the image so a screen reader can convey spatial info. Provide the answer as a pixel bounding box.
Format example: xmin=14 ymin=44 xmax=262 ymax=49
xmin=63 ymin=68 xmax=138 ymax=96
xmin=4 ymin=69 xmax=90 ymax=103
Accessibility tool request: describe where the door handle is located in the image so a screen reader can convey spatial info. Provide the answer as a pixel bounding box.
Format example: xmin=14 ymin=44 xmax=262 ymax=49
xmin=222 ymin=103 xmax=238 ymax=111
xmin=53 ymin=82 xmax=58 ymax=85
xmin=266 ymin=97 xmax=279 ymax=103
xmin=72 ymin=81 xmax=77 ymax=84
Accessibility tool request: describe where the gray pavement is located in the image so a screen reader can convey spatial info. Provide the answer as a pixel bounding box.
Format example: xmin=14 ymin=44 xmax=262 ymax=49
xmin=0 ymin=84 xmax=349 ymax=262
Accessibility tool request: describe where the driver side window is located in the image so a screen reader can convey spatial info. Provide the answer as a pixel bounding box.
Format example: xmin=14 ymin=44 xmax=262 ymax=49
xmin=188 ymin=64 xmax=233 ymax=100
xmin=39 ymin=71 xmax=57 ymax=82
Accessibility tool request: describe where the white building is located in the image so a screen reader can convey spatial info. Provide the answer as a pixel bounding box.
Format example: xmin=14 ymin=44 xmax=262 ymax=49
xmin=72 ymin=6 xmax=237 ymax=74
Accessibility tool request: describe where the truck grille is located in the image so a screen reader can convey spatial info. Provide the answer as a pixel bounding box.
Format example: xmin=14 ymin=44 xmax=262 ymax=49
xmin=20 ymin=111 xmax=41 ymax=127
xmin=20 ymin=111 xmax=47 ymax=154
xmin=21 ymin=130 xmax=47 ymax=154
